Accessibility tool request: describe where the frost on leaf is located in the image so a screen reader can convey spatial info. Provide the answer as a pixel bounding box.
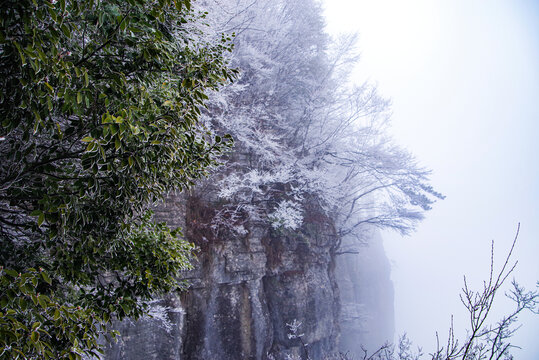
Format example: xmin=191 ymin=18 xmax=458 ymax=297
xmin=269 ymin=200 xmax=303 ymax=230
xmin=197 ymin=0 xmax=442 ymax=248
xmin=286 ymin=318 xmax=305 ymax=339
xmin=144 ymin=302 xmax=181 ymax=334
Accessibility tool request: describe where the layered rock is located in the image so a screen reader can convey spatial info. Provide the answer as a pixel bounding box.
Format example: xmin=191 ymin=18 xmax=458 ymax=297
xmin=104 ymin=193 xmax=341 ymax=360
xmin=335 ymin=229 xmax=395 ymax=356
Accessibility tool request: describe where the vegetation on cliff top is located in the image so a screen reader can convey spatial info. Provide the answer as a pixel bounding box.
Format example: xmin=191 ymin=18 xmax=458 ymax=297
xmin=195 ymin=0 xmax=444 ymax=251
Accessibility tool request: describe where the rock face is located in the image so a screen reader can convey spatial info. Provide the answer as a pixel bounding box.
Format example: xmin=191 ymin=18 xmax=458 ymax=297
xmin=335 ymin=229 xmax=395 ymax=356
xmin=104 ymin=193 xmax=341 ymax=360
xmin=103 ymin=190 xmax=396 ymax=360
xmin=103 ymin=294 xmax=185 ymax=360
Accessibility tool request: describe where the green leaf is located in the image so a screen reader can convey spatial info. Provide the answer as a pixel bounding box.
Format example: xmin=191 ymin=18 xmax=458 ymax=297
xmin=30 ymin=209 xmax=42 ymax=216
xmin=41 ymin=272 xmax=52 ymax=285
xmin=31 ymin=331 xmax=39 ymax=343
xmin=99 ymin=145 xmax=106 ymax=160
xmin=48 ymin=6 xmax=58 ymax=22
xmin=81 ymin=136 xmax=94 ymax=142
xmin=33 ymin=118 xmax=41 ymax=134
xmin=174 ymin=0 xmax=182 ymax=11
xmin=61 ymin=24 xmax=71 ymax=38
xmin=38 ymin=295 xmax=50 ymax=309
xmin=13 ymin=42 xmax=26 ymax=65
xmin=38 ymin=213 xmax=45 ymax=226
xmin=120 ymin=303 xmax=129 ymax=315
xmin=4 ymin=269 xmax=19 ymax=278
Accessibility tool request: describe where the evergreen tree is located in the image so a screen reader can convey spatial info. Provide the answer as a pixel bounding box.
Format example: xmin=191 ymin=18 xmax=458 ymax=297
xmin=0 ymin=0 xmax=235 ymax=358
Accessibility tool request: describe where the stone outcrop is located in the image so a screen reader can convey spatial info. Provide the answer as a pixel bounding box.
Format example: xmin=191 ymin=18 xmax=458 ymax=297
xmin=104 ymin=192 xmax=342 ymax=360
xmin=103 ymin=190 xmax=396 ymax=360
xmin=335 ymin=229 xmax=395 ymax=356
xmin=103 ymin=294 xmax=185 ymax=360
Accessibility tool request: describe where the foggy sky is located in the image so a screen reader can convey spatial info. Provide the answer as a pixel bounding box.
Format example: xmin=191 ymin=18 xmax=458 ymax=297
xmin=323 ymin=0 xmax=539 ymax=358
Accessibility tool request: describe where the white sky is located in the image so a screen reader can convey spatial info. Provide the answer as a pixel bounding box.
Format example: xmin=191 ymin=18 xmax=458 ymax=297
xmin=323 ymin=0 xmax=539 ymax=358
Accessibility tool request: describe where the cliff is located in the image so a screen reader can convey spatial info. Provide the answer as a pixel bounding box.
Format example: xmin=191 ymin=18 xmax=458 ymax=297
xmin=336 ymin=230 xmax=395 ymax=356
xmin=100 ymin=0 xmax=423 ymax=356
xmin=104 ymin=191 xmax=341 ymax=360
xmin=103 ymin=195 xmax=396 ymax=360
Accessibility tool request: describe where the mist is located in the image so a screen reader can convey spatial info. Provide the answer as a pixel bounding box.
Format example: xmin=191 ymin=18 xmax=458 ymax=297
xmin=323 ymin=0 xmax=539 ymax=358
xmin=4 ymin=0 xmax=536 ymax=359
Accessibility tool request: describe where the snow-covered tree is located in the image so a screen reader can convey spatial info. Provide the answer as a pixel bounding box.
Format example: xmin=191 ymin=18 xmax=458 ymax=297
xmin=197 ymin=0 xmax=443 ymax=247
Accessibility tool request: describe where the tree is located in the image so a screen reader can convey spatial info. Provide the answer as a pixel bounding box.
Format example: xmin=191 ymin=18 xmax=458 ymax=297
xmin=0 ymin=0 xmax=235 ymax=358
xmin=196 ymin=0 xmax=443 ymax=248
xmin=333 ymin=224 xmax=538 ymax=360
